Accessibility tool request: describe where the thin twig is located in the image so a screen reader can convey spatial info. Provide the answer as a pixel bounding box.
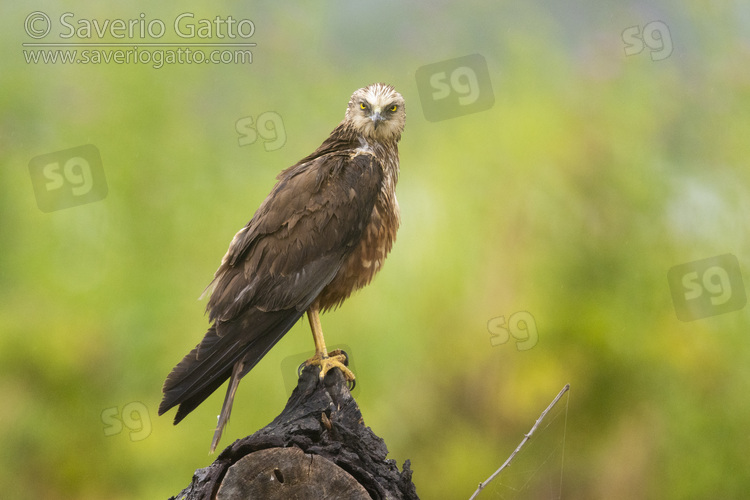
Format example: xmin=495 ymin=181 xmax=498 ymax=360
xmin=468 ymin=384 xmax=570 ymax=500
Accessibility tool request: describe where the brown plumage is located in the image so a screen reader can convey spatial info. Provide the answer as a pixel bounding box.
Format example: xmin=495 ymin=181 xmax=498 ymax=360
xmin=158 ymin=83 xmax=405 ymax=452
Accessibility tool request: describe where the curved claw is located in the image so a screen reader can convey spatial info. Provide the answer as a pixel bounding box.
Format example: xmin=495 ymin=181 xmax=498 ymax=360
xmin=305 ymin=349 xmax=355 ymax=386
xmin=331 ymin=350 xmax=356 ymax=390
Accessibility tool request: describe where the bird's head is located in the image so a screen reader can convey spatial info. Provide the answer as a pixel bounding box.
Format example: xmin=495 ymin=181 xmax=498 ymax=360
xmin=345 ymin=83 xmax=405 ymax=143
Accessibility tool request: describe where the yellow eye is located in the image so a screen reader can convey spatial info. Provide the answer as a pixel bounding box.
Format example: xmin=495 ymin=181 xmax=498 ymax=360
xmin=389 ymin=105 xmax=398 ymax=112
xmin=360 ymin=102 xmax=367 ymax=110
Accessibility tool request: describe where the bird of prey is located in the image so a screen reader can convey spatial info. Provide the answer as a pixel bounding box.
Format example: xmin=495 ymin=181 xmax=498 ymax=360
xmin=159 ymin=83 xmax=405 ymax=452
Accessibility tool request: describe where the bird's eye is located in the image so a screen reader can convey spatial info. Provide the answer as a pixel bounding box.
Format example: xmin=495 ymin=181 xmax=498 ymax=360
xmin=360 ymin=102 xmax=367 ymax=110
xmin=389 ymin=105 xmax=398 ymax=112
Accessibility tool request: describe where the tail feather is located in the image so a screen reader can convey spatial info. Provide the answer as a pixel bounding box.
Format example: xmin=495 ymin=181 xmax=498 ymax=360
xmin=159 ymin=326 xmax=246 ymax=422
xmin=170 ymin=363 xmax=232 ymax=425
xmin=210 ymin=360 xmax=245 ymax=453
xmin=158 ymin=306 xmax=306 ymax=440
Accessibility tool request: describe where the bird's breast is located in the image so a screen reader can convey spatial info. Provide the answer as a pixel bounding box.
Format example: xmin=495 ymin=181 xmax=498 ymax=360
xmin=316 ymin=155 xmax=400 ymax=311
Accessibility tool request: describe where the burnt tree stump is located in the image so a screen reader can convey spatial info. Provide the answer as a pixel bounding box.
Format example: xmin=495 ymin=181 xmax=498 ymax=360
xmin=169 ymin=360 xmax=419 ymax=500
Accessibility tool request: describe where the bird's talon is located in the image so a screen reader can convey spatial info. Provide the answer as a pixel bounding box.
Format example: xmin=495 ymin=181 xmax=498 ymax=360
xmin=327 ymin=349 xmax=349 ymax=366
xmin=305 ymin=351 xmax=356 ymax=384
xmin=328 ymin=349 xmax=355 ymax=389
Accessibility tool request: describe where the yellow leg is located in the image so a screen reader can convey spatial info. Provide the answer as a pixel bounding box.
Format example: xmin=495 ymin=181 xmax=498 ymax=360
xmin=305 ymin=303 xmax=355 ymax=382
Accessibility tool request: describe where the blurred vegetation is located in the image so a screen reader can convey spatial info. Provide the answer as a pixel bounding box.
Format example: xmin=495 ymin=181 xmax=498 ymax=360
xmin=2 ymin=1 xmax=750 ymax=499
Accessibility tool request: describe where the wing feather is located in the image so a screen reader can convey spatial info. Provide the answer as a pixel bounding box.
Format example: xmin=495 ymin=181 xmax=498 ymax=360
xmin=207 ymin=152 xmax=381 ymax=320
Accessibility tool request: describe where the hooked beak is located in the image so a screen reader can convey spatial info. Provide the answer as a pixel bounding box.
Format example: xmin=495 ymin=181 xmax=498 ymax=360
xmin=370 ymin=110 xmax=384 ymax=128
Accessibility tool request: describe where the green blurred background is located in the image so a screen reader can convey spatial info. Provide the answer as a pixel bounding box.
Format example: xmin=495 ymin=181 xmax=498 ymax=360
xmin=2 ymin=1 xmax=750 ymax=498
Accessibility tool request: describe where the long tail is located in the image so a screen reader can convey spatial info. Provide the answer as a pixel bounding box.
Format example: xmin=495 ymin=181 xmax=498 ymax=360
xmin=158 ymin=307 xmax=306 ymax=451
